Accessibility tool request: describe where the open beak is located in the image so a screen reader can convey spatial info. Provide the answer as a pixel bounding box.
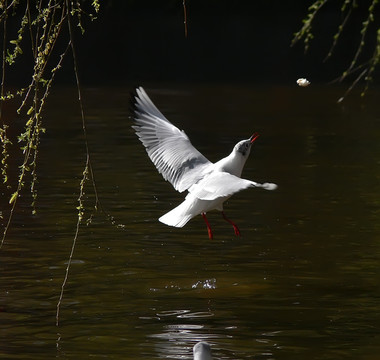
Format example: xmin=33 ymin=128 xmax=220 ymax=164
xmin=250 ymin=132 xmax=260 ymax=143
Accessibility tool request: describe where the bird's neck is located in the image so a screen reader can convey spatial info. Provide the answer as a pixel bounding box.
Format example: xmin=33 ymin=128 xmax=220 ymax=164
xmin=214 ymin=151 xmax=248 ymax=177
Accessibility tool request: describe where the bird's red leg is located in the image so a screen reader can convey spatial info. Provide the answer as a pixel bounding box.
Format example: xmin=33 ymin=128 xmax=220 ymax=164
xmin=201 ymin=212 xmax=213 ymax=239
xmin=222 ymin=211 xmax=241 ymax=237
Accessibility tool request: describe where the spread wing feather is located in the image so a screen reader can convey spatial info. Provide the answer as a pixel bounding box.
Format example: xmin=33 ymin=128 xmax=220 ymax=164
xmin=188 ymin=172 xmax=277 ymax=200
xmin=132 ymin=87 xmax=212 ymax=192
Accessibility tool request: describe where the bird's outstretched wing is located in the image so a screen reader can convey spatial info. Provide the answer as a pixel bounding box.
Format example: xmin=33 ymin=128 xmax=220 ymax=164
xmin=188 ymin=172 xmax=277 ymax=201
xmin=132 ymin=87 xmax=212 ymax=192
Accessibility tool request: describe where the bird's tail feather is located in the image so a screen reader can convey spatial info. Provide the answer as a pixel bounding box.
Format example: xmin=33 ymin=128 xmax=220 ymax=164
xmin=159 ymin=199 xmax=195 ymax=228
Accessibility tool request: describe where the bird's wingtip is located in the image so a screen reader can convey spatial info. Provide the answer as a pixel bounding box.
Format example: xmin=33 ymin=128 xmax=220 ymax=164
xmin=263 ymin=182 xmax=278 ymax=191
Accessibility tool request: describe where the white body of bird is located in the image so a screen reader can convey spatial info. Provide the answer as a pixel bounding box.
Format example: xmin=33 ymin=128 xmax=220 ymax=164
xmin=132 ymin=87 xmax=277 ymax=238
xmin=193 ymin=342 xmax=212 ymax=360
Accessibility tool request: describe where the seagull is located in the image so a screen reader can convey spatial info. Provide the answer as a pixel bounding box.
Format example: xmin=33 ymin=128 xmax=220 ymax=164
xmin=132 ymin=87 xmax=277 ymax=239
xmin=193 ymin=342 xmax=212 ymax=360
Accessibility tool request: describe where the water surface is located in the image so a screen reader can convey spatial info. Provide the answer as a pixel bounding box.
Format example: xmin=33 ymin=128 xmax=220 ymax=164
xmin=1 ymin=84 xmax=380 ymax=359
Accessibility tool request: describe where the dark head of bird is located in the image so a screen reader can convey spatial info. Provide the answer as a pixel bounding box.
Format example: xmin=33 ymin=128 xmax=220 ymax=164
xmin=235 ymin=132 xmax=260 ymax=157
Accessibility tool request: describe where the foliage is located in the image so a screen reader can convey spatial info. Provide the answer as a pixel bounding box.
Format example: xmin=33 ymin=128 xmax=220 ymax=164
xmin=0 ymin=0 xmax=98 ymax=241
xmin=292 ymin=0 xmax=380 ymax=101
xmin=0 ymin=0 xmax=100 ymax=325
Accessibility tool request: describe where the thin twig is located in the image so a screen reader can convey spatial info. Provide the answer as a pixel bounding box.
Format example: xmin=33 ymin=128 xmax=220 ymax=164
xmin=56 ymin=0 xmax=100 ymax=326
xmin=328 ymin=60 xmax=370 ymax=84
xmin=183 ymin=0 xmax=188 ymax=38
xmin=1 ymin=2 xmax=68 ymax=248
xmin=56 ymin=154 xmax=88 ymax=326
xmin=0 ymin=1 xmax=7 ymax=121
xmin=291 ymin=0 xmax=328 ymax=50
xmin=337 ymin=68 xmax=368 ymax=103
xmin=341 ymin=0 xmax=378 ymax=82
xmin=0 ymin=0 xmax=18 ymax=22
xmin=324 ymin=5 xmax=353 ymax=62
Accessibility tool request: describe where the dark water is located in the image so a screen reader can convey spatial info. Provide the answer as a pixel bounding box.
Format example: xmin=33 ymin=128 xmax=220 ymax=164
xmin=1 ymin=84 xmax=380 ymax=359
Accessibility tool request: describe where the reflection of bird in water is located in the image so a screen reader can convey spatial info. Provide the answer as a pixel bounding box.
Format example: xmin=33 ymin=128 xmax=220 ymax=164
xmin=132 ymin=87 xmax=277 ymax=239
xmin=193 ymin=342 xmax=212 ymax=360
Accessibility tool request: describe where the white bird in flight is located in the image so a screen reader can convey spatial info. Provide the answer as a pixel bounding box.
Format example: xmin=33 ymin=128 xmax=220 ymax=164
xmin=193 ymin=342 xmax=212 ymax=360
xmin=132 ymin=87 xmax=277 ymax=239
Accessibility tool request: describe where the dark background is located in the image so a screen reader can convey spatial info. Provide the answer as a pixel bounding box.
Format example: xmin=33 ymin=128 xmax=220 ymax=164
xmin=3 ymin=0 xmax=380 ymax=87
xmin=78 ymin=0 xmax=380 ymax=85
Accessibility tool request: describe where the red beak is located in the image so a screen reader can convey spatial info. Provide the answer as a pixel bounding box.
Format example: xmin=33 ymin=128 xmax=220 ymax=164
xmin=250 ymin=132 xmax=260 ymax=143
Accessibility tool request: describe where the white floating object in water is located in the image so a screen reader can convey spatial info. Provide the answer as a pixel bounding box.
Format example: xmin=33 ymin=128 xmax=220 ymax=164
xmin=296 ymin=78 xmax=311 ymax=87
xmin=193 ymin=342 xmax=212 ymax=360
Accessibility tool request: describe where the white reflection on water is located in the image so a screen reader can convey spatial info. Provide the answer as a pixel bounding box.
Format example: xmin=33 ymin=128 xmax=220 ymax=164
xmin=192 ymin=278 xmax=217 ymax=289
xmin=149 ymin=278 xmax=217 ymax=292
xmin=149 ymin=307 xmax=223 ymax=359
xmin=150 ymin=322 xmax=222 ymax=359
